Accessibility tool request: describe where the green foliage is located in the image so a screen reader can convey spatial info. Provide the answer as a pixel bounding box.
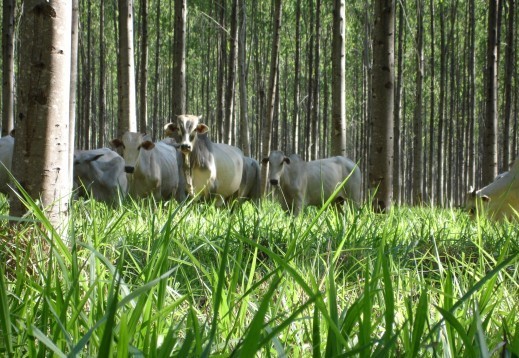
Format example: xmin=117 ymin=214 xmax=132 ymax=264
xmin=0 ymin=193 xmax=518 ymax=356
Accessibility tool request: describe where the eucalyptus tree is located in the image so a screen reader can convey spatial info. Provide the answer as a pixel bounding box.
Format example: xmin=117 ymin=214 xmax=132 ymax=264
xmin=1 ymin=0 xmax=15 ymax=137
xmin=172 ymin=0 xmax=186 ymax=118
xmin=502 ymin=0 xmax=515 ymax=171
xmin=138 ymin=0 xmax=149 ymax=133
xmin=331 ymin=0 xmax=346 ymax=157
xmin=482 ymin=0 xmax=500 ymax=185
xmin=117 ymin=0 xmax=138 ymax=136
xmin=10 ymin=0 xmax=72 ymax=227
xmin=369 ymin=0 xmax=395 ymax=212
xmin=412 ymin=0 xmax=424 ymax=205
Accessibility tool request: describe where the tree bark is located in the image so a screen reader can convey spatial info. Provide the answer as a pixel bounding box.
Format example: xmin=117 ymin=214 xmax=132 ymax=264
xmin=238 ymin=0 xmax=251 ymax=156
xmin=98 ymin=0 xmax=107 ymax=147
xmin=502 ymin=0 xmax=514 ymax=171
xmin=482 ymin=0 xmax=500 ymax=185
xmin=369 ymin=0 xmax=395 ymax=213
xmin=69 ymin=0 xmax=79 ymax=184
xmin=225 ymin=0 xmax=239 ymax=145
xmin=1 ymin=0 xmax=15 ymax=137
xmin=11 ymin=0 xmax=72 ymax=227
xmin=172 ymin=0 xmax=186 ymax=117
xmin=412 ymin=0 xmax=424 ymax=205
xmin=117 ymin=0 xmax=138 ymax=136
xmin=139 ymin=0 xmax=149 ymax=133
xmin=152 ymin=0 xmax=161 ymax=140
xmin=260 ymin=0 xmax=282 ymax=194
xmin=331 ymin=0 xmax=346 ymax=157
xmin=393 ymin=0 xmax=404 ymax=206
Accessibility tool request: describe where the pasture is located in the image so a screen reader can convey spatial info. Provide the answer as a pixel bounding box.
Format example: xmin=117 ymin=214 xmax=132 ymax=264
xmin=1 ymin=193 xmax=518 ymax=356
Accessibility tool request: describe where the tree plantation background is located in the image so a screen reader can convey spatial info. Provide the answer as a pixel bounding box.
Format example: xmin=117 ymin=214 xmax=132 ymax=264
xmin=1 ymin=0 xmax=518 ymax=207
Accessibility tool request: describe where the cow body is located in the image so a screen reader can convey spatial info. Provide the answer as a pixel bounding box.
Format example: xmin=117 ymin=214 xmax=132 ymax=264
xmin=263 ymin=150 xmax=361 ymax=215
xmin=239 ymin=156 xmax=261 ymax=202
xmin=466 ymin=159 xmax=519 ymax=220
xmin=73 ymin=148 xmax=128 ymax=203
xmin=0 ymin=133 xmax=15 ymax=194
xmin=164 ymin=115 xmax=244 ymax=205
xmin=112 ymin=132 xmax=182 ymax=201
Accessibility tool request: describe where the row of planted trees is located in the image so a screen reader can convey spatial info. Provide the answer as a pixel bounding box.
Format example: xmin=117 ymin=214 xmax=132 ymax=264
xmin=1 ymin=0 xmax=518 ymax=216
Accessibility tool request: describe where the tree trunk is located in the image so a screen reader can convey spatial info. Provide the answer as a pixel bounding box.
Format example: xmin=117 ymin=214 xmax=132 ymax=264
xmin=172 ymin=0 xmax=186 ymax=117
xmin=482 ymin=0 xmax=500 ymax=185
xmin=412 ymin=0 xmax=424 ymax=205
xmin=260 ymin=0 xmax=282 ymax=194
xmin=11 ymin=0 xmax=72 ymax=228
xmin=436 ymin=3 xmax=446 ymax=205
xmin=152 ymin=0 xmax=161 ymax=140
xmin=502 ymin=0 xmax=514 ymax=170
xmin=216 ymin=0 xmax=226 ymax=142
xmin=139 ymin=0 xmax=149 ymax=133
xmin=98 ymin=0 xmax=107 ymax=147
xmin=369 ymin=0 xmax=395 ymax=213
xmin=311 ymin=0 xmax=321 ymax=160
xmin=69 ymin=0 xmax=79 ymax=184
xmin=117 ymin=0 xmax=138 ymax=136
xmin=238 ymin=0 xmax=251 ymax=156
xmin=1 ymin=0 xmax=15 ymax=137
xmin=225 ymin=0 xmax=239 ymax=145
xmin=393 ymin=0 xmax=404 ymax=206
xmin=427 ymin=0 xmax=435 ymax=204
xmin=331 ymin=0 xmax=346 ymax=157
xmin=292 ymin=0 xmax=301 ymax=155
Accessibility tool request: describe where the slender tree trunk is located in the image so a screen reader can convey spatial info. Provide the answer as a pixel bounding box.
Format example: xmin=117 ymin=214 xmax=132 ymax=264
xmin=152 ymin=0 xmax=161 ymax=140
xmin=412 ymin=0 xmax=424 ymax=205
xmin=331 ymin=0 xmax=346 ymax=157
xmin=482 ymin=0 xmax=500 ymax=185
xmin=238 ymin=0 xmax=250 ymax=156
xmin=428 ymin=0 xmax=435 ymax=204
xmin=118 ymin=0 xmax=138 ymax=136
xmin=172 ymin=0 xmax=186 ymax=117
xmin=393 ymin=0 xmax=404 ymax=206
xmin=1 ymin=0 xmax=15 ymax=137
xmin=139 ymin=0 xmax=149 ymax=133
xmin=292 ymin=0 xmax=301 ymax=155
xmin=69 ymin=0 xmax=79 ymax=184
xmin=216 ymin=0 xmax=226 ymax=142
xmin=436 ymin=3 xmax=446 ymax=205
xmin=225 ymin=0 xmax=239 ymax=145
xmin=260 ymin=0 xmax=282 ymax=194
xmin=369 ymin=0 xmax=395 ymax=212
xmin=502 ymin=0 xmax=514 ymax=170
xmin=11 ymin=0 xmax=72 ymax=227
xmin=467 ymin=0 xmax=476 ymax=189
xmin=310 ymin=0 xmax=321 ymax=160
xmin=99 ymin=0 xmax=107 ymax=147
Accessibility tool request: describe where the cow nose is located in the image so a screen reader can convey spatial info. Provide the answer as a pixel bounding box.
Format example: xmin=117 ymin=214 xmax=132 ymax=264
xmin=270 ymin=179 xmax=279 ymax=186
xmin=125 ymin=166 xmax=135 ymax=174
xmin=180 ymin=144 xmax=191 ymax=152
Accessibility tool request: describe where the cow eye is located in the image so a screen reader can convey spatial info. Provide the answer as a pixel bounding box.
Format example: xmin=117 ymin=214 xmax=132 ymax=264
xmin=189 ymin=133 xmax=196 ymax=140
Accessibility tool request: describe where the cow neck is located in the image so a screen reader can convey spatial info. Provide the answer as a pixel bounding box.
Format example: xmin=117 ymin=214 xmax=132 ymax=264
xmin=190 ymin=134 xmax=213 ymax=169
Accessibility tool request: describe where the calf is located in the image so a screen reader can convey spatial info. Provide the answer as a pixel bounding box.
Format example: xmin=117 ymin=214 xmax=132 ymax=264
xmin=262 ymin=150 xmax=361 ymax=215
xmin=73 ymin=148 xmax=128 ymax=203
xmin=0 ymin=132 xmax=15 ymax=194
xmin=164 ymin=115 xmax=244 ymax=205
xmin=239 ymin=156 xmax=261 ymax=202
xmin=466 ymin=159 xmax=519 ymax=220
xmin=111 ymin=132 xmax=183 ymax=201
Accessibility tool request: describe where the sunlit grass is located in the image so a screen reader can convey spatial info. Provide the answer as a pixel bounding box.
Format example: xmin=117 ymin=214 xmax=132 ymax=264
xmin=1 ymin=192 xmax=518 ymax=356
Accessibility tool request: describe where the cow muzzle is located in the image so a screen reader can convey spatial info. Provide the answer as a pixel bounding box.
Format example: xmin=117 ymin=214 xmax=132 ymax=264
xmin=180 ymin=144 xmax=192 ymax=153
xmin=125 ymin=166 xmax=135 ymax=174
xmin=270 ymin=179 xmax=279 ymax=186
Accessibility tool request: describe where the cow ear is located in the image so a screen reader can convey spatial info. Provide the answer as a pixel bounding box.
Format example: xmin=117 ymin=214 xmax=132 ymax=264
xmin=196 ymin=123 xmax=209 ymax=134
xmin=261 ymin=158 xmax=269 ymax=165
xmin=481 ymin=195 xmax=491 ymax=202
xmin=164 ymin=123 xmax=178 ymax=137
xmin=283 ymin=157 xmax=291 ymax=165
xmin=140 ymin=141 xmax=155 ymax=150
xmin=111 ymin=138 xmax=124 ymax=149
xmin=9 ymin=129 xmax=15 ymax=137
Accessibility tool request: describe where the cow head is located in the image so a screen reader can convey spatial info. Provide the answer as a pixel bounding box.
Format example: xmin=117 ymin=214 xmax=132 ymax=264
xmin=262 ymin=150 xmax=290 ymax=186
xmin=164 ymin=115 xmax=208 ymax=154
xmin=465 ymin=186 xmax=490 ymax=216
xmin=111 ymin=132 xmax=152 ymax=169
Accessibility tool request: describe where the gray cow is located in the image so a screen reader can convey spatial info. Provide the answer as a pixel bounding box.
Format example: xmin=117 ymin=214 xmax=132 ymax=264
xmin=262 ymin=150 xmax=362 ymax=215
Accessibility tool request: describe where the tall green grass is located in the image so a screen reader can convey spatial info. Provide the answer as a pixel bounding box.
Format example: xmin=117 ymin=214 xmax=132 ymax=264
xmin=1 ymin=192 xmax=518 ymax=356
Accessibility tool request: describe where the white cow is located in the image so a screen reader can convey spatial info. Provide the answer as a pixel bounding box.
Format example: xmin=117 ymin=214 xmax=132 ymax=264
xmin=262 ymin=150 xmax=362 ymax=215
xmin=73 ymin=148 xmax=128 ymax=204
xmin=111 ymin=132 xmax=182 ymax=201
xmin=239 ymin=156 xmax=261 ymax=202
xmin=164 ymin=115 xmax=244 ymax=205
xmin=466 ymin=159 xmax=519 ymax=220
xmin=0 ymin=132 xmax=15 ymax=194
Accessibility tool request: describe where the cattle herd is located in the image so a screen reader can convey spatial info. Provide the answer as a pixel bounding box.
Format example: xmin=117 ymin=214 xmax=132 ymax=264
xmin=0 ymin=114 xmax=518 ymax=219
